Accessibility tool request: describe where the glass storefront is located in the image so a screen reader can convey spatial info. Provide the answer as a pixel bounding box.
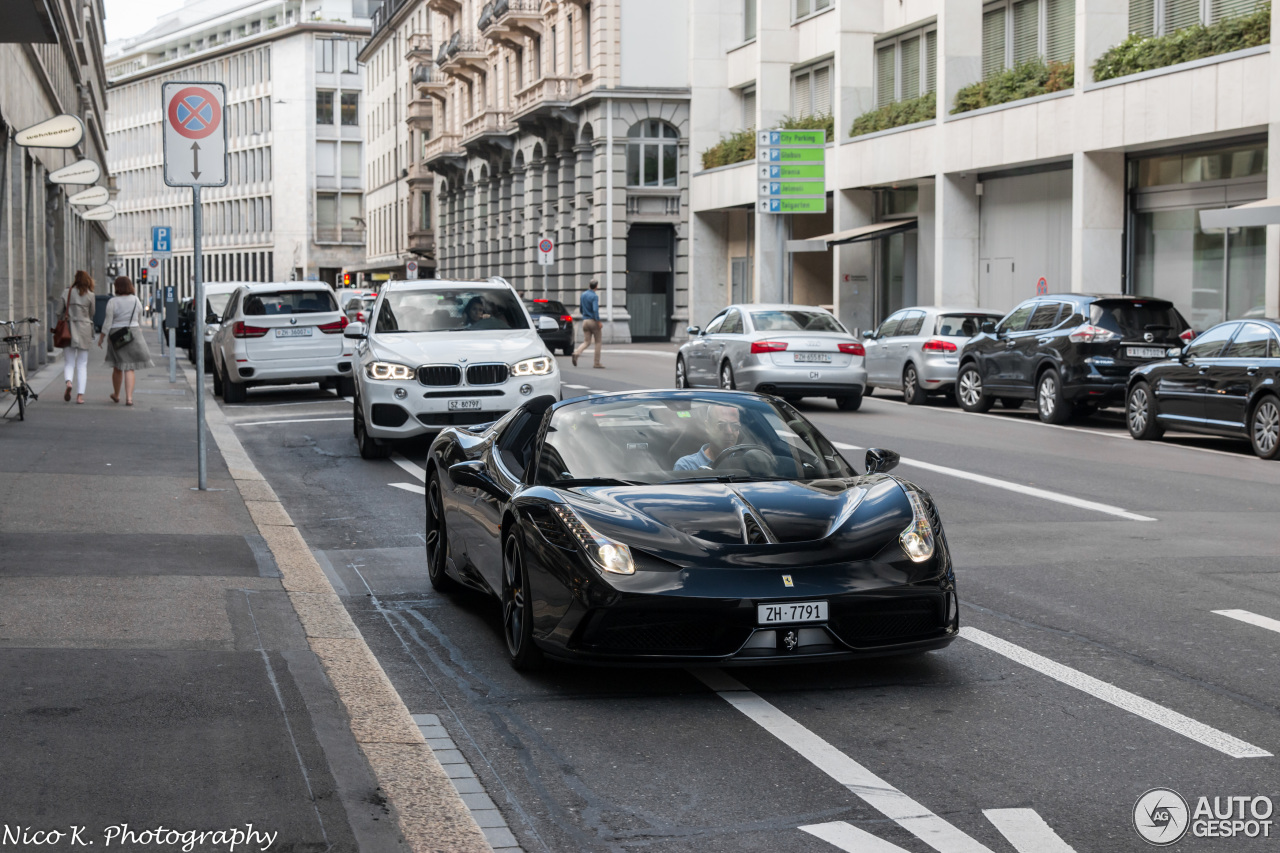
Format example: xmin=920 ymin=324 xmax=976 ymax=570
xmin=876 ymin=187 xmax=919 ymax=321
xmin=1130 ymin=141 xmax=1268 ymax=329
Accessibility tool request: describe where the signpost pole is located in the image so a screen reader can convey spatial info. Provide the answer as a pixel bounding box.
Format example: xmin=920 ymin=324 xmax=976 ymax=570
xmin=193 ymin=185 xmax=206 ymax=491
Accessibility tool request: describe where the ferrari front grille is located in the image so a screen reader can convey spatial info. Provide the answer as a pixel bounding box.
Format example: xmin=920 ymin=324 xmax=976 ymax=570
xmin=828 ymin=596 xmax=945 ymax=646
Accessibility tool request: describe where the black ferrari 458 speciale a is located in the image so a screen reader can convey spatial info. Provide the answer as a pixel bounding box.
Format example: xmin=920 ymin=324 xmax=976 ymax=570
xmin=423 ymin=390 xmax=959 ymax=669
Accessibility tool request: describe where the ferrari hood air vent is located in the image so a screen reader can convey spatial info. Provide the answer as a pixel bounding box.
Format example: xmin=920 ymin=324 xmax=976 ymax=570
xmin=742 ymin=512 xmax=770 ymax=545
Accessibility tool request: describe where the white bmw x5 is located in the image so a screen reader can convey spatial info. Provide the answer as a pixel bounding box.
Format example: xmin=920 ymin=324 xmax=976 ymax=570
xmin=347 ymin=277 xmax=560 ymax=459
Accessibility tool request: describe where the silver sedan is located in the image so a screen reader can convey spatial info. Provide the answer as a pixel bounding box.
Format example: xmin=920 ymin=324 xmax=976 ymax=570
xmin=676 ymin=304 xmax=868 ymax=410
xmin=862 ymin=306 xmax=1003 ymax=404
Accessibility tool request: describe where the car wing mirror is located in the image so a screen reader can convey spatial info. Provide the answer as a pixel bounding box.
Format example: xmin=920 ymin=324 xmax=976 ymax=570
xmin=861 ymin=329 xmax=875 ymax=339
xmin=864 ymin=448 xmax=901 ymax=475
xmin=686 ymin=325 xmax=701 ymax=336
xmin=981 ymin=321 xmax=997 ymax=334
xmin=449 ymin=461 xmax=508 ymax=500
xmin=344 ymin=322 xmax=367 ymax=339
xmin=1167 ymin=346 xmax=1183 ymax=360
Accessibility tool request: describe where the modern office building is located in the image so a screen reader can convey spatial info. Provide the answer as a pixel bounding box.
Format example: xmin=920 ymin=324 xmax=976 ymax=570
xmin=354 ymin=0 xmax=437 ymax=283
xmin=2 ymin=0 xmax=113 ymax=370
xmin=418 ymin=0 xmax=691 ymax=342
xmin=690 ymin=0 xmax=1280 ymax=336
xmin=104 ymin=0 xmax=374 ymax=295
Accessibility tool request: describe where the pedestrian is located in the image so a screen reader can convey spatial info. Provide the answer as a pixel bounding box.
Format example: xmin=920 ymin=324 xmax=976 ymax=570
xmin=572 ymin=279 xmax=603 ymax=368
xmin=98 ymin=276 xmax=154 ymax=406
xmin=58 ymin=270 xmax=97 ymax=404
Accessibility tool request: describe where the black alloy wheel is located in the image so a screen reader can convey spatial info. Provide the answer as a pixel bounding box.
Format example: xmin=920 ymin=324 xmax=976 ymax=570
xmin=902 ymin=364 xmax=926 ymax=405
xmin=1127 ymin=382 xmax=1164 ymax=441
xmin=203 ymin=342 xmax=214 ymax=373
xmin=221 ymin=364 xmax=246 ymax=403
xmin=502 ymin=533 xmax=543 ymax=671
xmin=1036 ymin=368 xmax=1070 ymax=425
xmin=336 ymin=375 xmax=356 ymax=397
xmin=675 ymin=356 xmax=689 ymax=388
xmin=719 ymin=362 xmax=736 ymax=390
xmin=211 ymin=359 xmax=224 ymax=396
xmin=354 ymin=398 xmax=391 ymax=459
xmin=956 ymin=365 xmax=993 ymax=413
xmin=425 ymin=473 xmax=456 ymax=591
xmin=836 ymin=392 xmax=863 ymax=411
xmin=1251 ymin=396 xmax=1280 ymax=460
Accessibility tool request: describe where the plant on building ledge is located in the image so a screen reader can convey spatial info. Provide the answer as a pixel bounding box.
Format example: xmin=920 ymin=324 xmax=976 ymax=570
xmin=849 ymin=92 xmax=936 ymax=137
xmin=1092 ymin=3 xmax=1270 ymax=82
xmin=951 ymin=59 xmax=1074 ymax=114
xmin=700 ymin=128 xmax=756 ymax=169
xmin=779 ymin=113 xmax=835 ymax=141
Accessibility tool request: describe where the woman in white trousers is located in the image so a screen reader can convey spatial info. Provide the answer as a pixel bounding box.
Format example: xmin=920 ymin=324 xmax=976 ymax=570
xmin=61 ymin=270 xmax=96 ymax=404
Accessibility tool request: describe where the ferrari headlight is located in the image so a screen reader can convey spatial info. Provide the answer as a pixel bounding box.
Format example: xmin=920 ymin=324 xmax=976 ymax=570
xmin=511 ymin=356 xmax=553 ymax=376
xmin=366 ymin=361 xmax=415 ymax=381
xmin=550 ymin=504 xmax=635 ymax=575
xmin=899 ymin=489 xmax=936 ymax=563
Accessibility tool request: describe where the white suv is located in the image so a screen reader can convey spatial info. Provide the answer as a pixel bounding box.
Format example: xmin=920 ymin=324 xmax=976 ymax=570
xmin=348 ymin=277 xmax=560 ymax=459
xmin=211 ymin=282 xmax=356 ymax=403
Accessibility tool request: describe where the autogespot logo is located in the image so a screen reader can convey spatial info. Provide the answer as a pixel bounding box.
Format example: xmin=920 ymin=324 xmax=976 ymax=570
xmin=1135 ymin=788 xmax=1190 ymax=846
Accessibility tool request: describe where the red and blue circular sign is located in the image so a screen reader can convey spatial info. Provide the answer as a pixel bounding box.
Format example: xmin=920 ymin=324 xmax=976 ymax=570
xmin=167 ymin=87 xmax=222 ymax=139
xmin=538 ymin=238 xmax=554 ymax=253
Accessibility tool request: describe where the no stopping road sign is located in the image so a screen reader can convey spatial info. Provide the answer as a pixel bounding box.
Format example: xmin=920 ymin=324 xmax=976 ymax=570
xmin=163 ymin=82 xmax=227 ymax=188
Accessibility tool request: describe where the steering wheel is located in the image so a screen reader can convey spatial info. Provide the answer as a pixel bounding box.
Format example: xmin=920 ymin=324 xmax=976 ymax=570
xmin=711 ymin=443 xmax=769 ymax=469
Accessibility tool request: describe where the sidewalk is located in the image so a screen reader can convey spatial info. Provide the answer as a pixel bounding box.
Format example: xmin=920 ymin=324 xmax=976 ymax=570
xmin=0 ymin=349 xmax=489 ymax=852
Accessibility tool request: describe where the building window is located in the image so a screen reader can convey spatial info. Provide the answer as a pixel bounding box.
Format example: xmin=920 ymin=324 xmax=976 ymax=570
xmin=791 ymin=63 xmax=831 ymax=117
xmin=983 ymin=0 xmax=1075 ymax=79
xmin=421 ymin=192 xmax=432 ymax=230
xmin=744 ymin=0 xmax=756 ymax=40
xmin=584 ymin=3 xmax=592 ymax=68
xmin=317 ymin=141 xmax=336 ymax=177
xmin=876 ymin=27 xmax=937 ymax=106
xmin=341 ymin=142 xmax=361 ymax=180
xmin=741 ymin=86 xmax=756 ymax=129
xmin=316 ymin=91 xmax=334 ymax=124
xmin=1129 ymin=0 xmax=1263 ymax=36
xmin=794 ymin=0 xmax=831 ymax=20
xmin=316 ymin=38 xmax=334 ymax=73
xmin=551 ymin=25 xmax=558 ymax=73
xmin=343 ymin=40 xmax=360 ymax=73
xmin=340 ymin=92 xmax=359 ymax=125
xmin=625 ymin=120 xmax=679 ymax=188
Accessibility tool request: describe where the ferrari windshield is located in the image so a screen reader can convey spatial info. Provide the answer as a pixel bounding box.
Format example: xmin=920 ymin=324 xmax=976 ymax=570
xmin=535 ymin=394 xmax=855 ymax=486
xmin=374 ymin=287 xmax=530 ymax=333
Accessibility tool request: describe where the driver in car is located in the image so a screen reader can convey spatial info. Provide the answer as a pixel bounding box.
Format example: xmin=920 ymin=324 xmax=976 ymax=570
xmin=674 ymin=404 xmax=743 ymax=470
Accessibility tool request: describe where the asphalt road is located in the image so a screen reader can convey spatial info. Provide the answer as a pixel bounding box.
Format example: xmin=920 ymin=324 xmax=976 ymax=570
xmin=222 ymin=348 xmax=1280 ymax=853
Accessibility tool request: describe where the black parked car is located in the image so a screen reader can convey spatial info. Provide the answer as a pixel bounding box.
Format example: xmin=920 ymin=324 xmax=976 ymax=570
xmin=956 ymin=294 xmax=1192 ymax=424
xmin=1127 ymin=319 xmax=1280 ymax=459
xmin=424 ymin=390 xmax=958 ymax=670
xmin=524 ymin=298 xmax=574 ymax=356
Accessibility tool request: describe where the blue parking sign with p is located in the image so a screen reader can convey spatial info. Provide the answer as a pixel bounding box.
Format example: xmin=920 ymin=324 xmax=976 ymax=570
xmin=152 ymin=226 xmax=172 ymax=253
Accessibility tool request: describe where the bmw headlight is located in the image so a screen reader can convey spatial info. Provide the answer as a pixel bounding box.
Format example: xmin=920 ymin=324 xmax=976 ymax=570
xmin=511 ymin=356 xmax=553 ymax=376
xmin=899 ymin=489 xmax=936 ymax=563
xmin=550 ymin=504 xmax=635 ymax=575
xmin=366 ymin=361 xmax=415 ymax=381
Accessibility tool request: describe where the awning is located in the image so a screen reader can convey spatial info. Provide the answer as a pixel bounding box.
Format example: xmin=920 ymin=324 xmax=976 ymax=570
xmin=1200 ymin=199 xmax=1280 ymax=229
xmin=786 ymin=218 xmax=918 ymax=253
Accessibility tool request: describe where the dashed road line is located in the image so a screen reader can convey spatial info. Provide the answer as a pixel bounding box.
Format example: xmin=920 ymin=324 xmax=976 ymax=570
xmin=1213 ymin=609 xmax=1280 ymax=636
xmin=983 ymin=809 xmax=1075 ymax=853
xmin=691 ymin=668 xmax=995 ymax=853
xmin=829 ymin=442 xmax=1154 ymax=521
xmin=960 ymin=627 xmax=1271 ymax=758
xmin=232 ymin=416 xmax=352 ymax=427
xmin=389 ymin=482 xmax=426 ymax=495
xmin=391 ymin=453 xmax=427 ymax=481
xmin=561 ymin=384 xmax=589 ymax=390
xmin=801 ymin=822 xmax=910 ymax=852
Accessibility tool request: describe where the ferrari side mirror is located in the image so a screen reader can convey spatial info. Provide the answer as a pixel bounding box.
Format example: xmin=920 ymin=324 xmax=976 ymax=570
xmin=449 ymin=461 xmax=508 ymax=500
xmin=865 ymin=448 xmax=901 ymax=475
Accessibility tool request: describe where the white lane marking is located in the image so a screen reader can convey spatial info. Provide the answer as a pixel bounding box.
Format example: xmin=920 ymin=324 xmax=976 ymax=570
xmin=232 ymin=416 xmax=352 ymax=427
xmin=591 ymin=348 xmax=676 ymax=358
xmin=859 ymin=396 xmax=1256 ymax=460
xmin=960 ymin=627 xmax=1271 ymax=758
xmin=982 ymin=809 xmax=1076 ymax=853
xmin=391 ymin=453 xmax=427 ymax=482
xmin=589 ymin=389 xmax=608 ymax=395
xmin=562 ymin=384 xmax=589 ymax=390
xmin=801 ymin=822 xmax=911 ymax=852
xmin=389 ymin=482 xmax=426 ymax=495
xmin=828 ymin=442 xmax=1154 ymax=521
xmin=691 ymin=668 xmax=994 ymax=853
xmin=1213 ymin=609 xmax=1280 ymax=635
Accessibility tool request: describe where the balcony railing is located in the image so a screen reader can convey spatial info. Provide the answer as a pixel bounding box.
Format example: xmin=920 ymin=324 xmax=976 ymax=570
xmin=461 ymin=109 xmax=509 ymax=140
xmin=404 ymin=32 xmax=433 ymax=61
xmin=424 ymin=132 xmax=463 ymax=163
xmin=478 ymin=2 xmax=494 ymax=31
xmin=407 ymin=97 xmax=432 ymax=128
xmin=408 ymin=229 xmax=434 ymax=253
xmin=407 ymin=162 xmax=433 ymax=184
xmin=315 ymin=226 xmax=365 ymax=244
xmin=485 ymin=0 xmax=543 ymax=42
xmin=512 ymin=76 xmax=579 ymax=117
xmin=436 ymin=32 xmax=486 ymax=75
xmin=426 ymin=0 xmax=463 ymax=16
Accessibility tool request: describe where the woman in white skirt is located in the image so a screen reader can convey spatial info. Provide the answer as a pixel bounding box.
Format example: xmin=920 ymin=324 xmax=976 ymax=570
xmin=97 ymin=276 xmax=154 ymax=406
xmin=60 ymin=270 xmax=97 ymax=404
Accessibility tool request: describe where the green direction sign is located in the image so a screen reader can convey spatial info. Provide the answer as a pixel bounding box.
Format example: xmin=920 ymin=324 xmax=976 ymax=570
xmin=760 ymin=180 xmax=825 ymax=196
xmin=768 ymin=163 xmax=825 ymax=179
xmin=760 ymin=197 xmax=827 ymax=214
xmin=760 ymin=147 xmax=825 ymax=164
xmin=758 ymin=130 xmax=825 ymax=146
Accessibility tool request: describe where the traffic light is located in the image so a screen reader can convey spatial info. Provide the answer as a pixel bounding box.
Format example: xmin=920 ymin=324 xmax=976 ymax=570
xmin=342 ymin=272 xmax=352 ymax=287
xmin=139 ymin=268 xmax=148 ymax=284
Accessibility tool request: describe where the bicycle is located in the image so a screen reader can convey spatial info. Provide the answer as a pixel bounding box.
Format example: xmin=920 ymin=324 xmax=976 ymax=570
xmin=1 ymin=317 xmax=41 ymax=421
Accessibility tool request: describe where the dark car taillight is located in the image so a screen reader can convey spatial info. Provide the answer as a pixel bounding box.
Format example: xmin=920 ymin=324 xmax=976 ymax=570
xmin=921 ymin=339 xmax=957 ymax=352
xmin=232 ymin=321 xmax=269 ymax=338
xmin=318 ymin=316 xmax=349 ymax=334
xmin=560 ymin=314 xmax=573 ymax=323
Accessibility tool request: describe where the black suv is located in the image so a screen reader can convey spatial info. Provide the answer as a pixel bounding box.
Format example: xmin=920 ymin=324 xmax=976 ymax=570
xmin=523 ymin=298 xmax=574 ymax=356
xmin=956 ymin=294 xmax=1192 ymax=423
